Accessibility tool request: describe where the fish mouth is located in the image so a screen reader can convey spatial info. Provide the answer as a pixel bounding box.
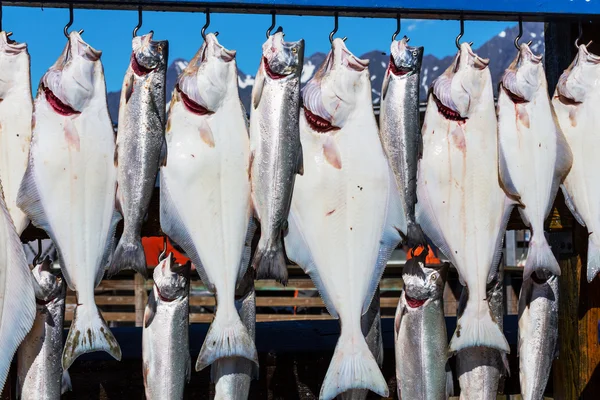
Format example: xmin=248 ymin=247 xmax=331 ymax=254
xmin=42 ymin=84 xmax=80 ymax=116
xmin=389 ymin=55 xmax=412 ymax=76
xmin=405 ymin=294 xmax=427 ymax=308
xmin=304 ymin=106 xmax=339 ymax=133
xmin=176 ymin=84 xmax=213 ymax=116
xmin=432 ymin=92 xmax=466 ymax=122
xmin=131 ymin=52 xmax=156 ymax=76
xmin=263 ymin=57 xmax=288 ymax=80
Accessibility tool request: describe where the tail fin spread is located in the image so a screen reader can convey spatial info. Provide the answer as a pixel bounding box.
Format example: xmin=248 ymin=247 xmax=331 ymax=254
xmin=108 ymin=236 xmax=148 ymax=278
xmin=587 ymin=239 xmax=600 ymax=283
xmin=196 ymin=310 xmax=258 ymax=372
xmin=319 ymin=333 xmax=389 ymax=400
xmin=523 ymin=234 xmax=560 ymax=279
xmin=252 ymin=238 xmax=288 ymax=285
xmin=62 ymin=304 xmax=121 ymax=369
xmin=449 ymin=297 xmax=509 ymax=354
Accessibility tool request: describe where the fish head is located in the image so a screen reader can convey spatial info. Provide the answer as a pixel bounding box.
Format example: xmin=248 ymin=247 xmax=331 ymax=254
xmin=402 ymin=258 xmax=447 ymax=306
xmin=389 ymin=36 xmax=423 ymax=77
xmin=432 ymin=42 xmax=490 ymax=120
xmin=131 ymin=32 xmax=168 ymax=75
xmin=41 ymin=31 xmax=102 ymax=116
xmin=501 ymin=43 xmax=544 ymax=103
xmin=262 ymin=30 xmax=304 ymax=79
xmin=556 ymin=44 xmax=600 ymax=103
xmin=302 ymin=38 xmax=369 ymax=132
xmin=31 ymin=257 xmax=64 ymax=303
xmin=152 ymin=254 xmax=189 ymax=301
xmin=0 ymin=32 xmax=29 ymax=97
xmin=176 ymin=33 xmax=237 ymax=113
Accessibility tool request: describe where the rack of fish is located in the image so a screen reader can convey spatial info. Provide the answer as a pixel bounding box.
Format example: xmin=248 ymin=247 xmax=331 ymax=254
xmin=0 ymin=6 xmax=597 ymax=400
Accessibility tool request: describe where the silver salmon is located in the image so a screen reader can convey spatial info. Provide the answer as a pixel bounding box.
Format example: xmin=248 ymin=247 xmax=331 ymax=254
xmin=395 ymin=256 xmax=449 ymax=399
xmin=17 ymin=31 xmax=121 ymax=370
xmin=518 ymin=272 xmax=559 ymax=400
xmin=249 ymin=30 xmax=304 ymax=284
xmin=17 ymin=258 xmax=70 ymax=400
xmin=379 ymin=36 xmax=426 ymax=247
xmin=111 ymin=32 xmax=168 ymax=278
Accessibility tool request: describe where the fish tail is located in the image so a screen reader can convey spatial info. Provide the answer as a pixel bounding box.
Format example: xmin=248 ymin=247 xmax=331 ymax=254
xmin=587 ymin=238 xmax=600 ymax=282
xmin=252 ymin=237 xmax=288 ymax=285
xmin=195 ymin=306 xmax=258 ymax=372
xmin=108 ymin=235 xmax=148 ymax=278
xmin=319 ymin=331 xmax=388 ymax=400
xmin=523 ymin=233 xmax=560 ymax=279
xmin=61 ymin=370 xmax=72 ymax=394
xmin=449 ymin=296 xmax=509 ymax=354
xmin=62 ymin=304 xmax=121 ymax=370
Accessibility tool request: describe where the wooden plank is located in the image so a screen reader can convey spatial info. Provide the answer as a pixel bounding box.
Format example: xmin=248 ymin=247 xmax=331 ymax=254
xmin=134 ymin=274 xmax=147 ymax=327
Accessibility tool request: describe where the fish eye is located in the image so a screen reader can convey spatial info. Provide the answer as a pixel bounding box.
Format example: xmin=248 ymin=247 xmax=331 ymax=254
xmin=430 ymin=273 xmax=438 ymax=282
xmin=291 ymin=47 xmax=298 ymax=54
xmin=412 ymin=50 xmax=418 ymax=56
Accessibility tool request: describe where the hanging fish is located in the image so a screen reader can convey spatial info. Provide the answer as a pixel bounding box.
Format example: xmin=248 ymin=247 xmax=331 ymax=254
xmin=249 ymin=30 xmax=304 ymax=284
xmin=416 ymin=43 xmax=513 ymax=353
xmin=497 ymin=42 xmax=572 ymax=279
xmin=110 ymin=32 xmax=168 ymax=278
xmin=17 ymin=32 xmax=121 ymax=369
xmin=17 ymin=258 xmax=71 ymax=399
xmin=518 ymin=272 xmax=559 ymax=400
xmin=379 ymin=36 xmax=427 ymax=248
xmin=142 ymin=254 xmax=191 ymax=400
xmin=553 ymin=44 xmax=600 ymax=282
xmin=160 ymin=34 xmax=257 ymax=373
xmin=284 ymin=38 xmax=406 ymax=400
xmin=456 ymin=267 xmax=509 ymax=400
xmin=394 ymin=255 xmax=451 ymax=399
xmin=0 ymin=32 xmax=32 ymax=235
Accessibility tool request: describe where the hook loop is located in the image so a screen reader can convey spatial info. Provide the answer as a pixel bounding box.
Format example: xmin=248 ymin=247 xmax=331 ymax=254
xmin=455 ymin=17 xmax=464 ymax=49
xmin=202 ymin=8 xmax=210 ymax=39
xmin=158 ymin=236 xmax=168 ymax=262
xmin=575 ymin=21 xmax=584 ymax=48
xmin=392 ymin=13 xmax=401 ymax=42
xmin=64 ymin=4 xmax=74 ymax=38
xmin=514 ymin=16 xmax=523 ymax=49
xmin=133 ymin=5 xmax=142 ymax=38
xmin=32 ymin=238 xmax=43 ymax=267
xmin=329 ymin=12 xmax=346 ymax=44
xmin=266 ymin=11 xmax=276 ymax=38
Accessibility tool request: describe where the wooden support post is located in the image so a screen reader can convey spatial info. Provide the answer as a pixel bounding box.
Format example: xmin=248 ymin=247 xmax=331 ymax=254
xmin=134 ymin=273 xmax=147 ymax=327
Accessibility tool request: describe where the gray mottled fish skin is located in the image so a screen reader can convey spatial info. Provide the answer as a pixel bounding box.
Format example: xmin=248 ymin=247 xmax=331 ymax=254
xmin=518 ymin=272 xmax=559 ymax=400
xmin=457 ymin=267 xmax=508 ymax=400
xmin=142 ymin=255 xmax=190 ymax=400
xmin=249 ymin=31 xmax=304 ymax=284
xmin=212 ymin=269 xmax=256 ymax=400
xmin=379 ymin=37 xmax=426 ymax=248
xmin=338 ymin=289 xmax=383 ymax=400
xmin=395 ymin=259 xmax=449 ymax=400
xmin=17 ymin=258 xmax=67 ymax=400
xmin=112 ymin=32 xmax=168 ymax=278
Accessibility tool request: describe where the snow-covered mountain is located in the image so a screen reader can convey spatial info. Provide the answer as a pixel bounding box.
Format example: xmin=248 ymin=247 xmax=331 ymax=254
xmin=107 ymin=22 xmax=543 ymax=123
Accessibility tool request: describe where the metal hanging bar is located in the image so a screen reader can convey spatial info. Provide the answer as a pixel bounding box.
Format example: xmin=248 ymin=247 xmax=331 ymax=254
xmin=133 ymin=5 xmax=142 ymax=37
xmin=391 ymin=13 xmax=401 ymax=42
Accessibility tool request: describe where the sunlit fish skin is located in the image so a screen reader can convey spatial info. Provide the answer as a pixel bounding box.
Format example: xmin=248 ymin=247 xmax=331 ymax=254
xmin=142 ymin=255 xmax=190 ymax=400
xmin=553 ymin=44 xmax=600 ymax=282
xmin=17 ymin=32 xmax=121 ymax=370
xmin=416 ymin=42 xmax=512 ymax=354
xmin=457 ymin=268 xmax=508 ymax=400
xmin=0 ymin=32 xmax=32 ymax=235
xmin=160 ymin=34 xmax=257 ymax=373
xmin=395 ymin=258 xmax=449 ymax=400
xmin=285 ymin=38 xmax=406 ymax=400
xmin=249 ymin=30 xmax=304 ymax=285
xmin=518 ymin=272 xmax=559 ymax=400
xmin=17 ymin=258 xmax=70 ymax=400
xmin=379 ymin=36 xmax=426 ymax=248
xmin=111 ymin=32 xmax=168 ymax=278
xmin=498 ymin=43 xmax=572 ymax=280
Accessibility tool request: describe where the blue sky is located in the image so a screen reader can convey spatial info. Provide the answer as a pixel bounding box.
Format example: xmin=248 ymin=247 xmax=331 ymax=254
xmin=4 ymin=6 xmax=515 ymax=92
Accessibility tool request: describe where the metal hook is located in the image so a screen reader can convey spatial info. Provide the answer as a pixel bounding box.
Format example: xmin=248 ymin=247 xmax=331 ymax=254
xmin=32 ymin=238 xmax=43 ymax=266
xmin=575 ymin=21 xmax=584 ymax=48
xmin=514 ymin=16 xmax=523 ymax=49
xmin=1 ymin=1 xmax=3 ymax=34
xmin=158 ymin=236 xmax=168 ymax=262
xmin=455 ymin=17 xmax=464 ymax=49
xmin=329 ymin=12 xmax=347 ymax=44
xmin=391 ymin=13 xmax=401 ymax=42
xmin=266 ymin=11 xmax=276 ymax=38
xmin=133 ymin=5 xmax=142 ymax=38
xmin=64 ymin=4 xmax=74 ymax=38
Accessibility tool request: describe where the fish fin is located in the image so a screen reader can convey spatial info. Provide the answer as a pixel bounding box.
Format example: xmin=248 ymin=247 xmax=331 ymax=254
xmin=17 ymin=158 xmax=51 ymax=237
xmin=586 ymin=239 xmax=600 ymax=282
xmin=124 ymin=73 xmax=134 ymax=104
xmin=319 ymin=332 xmax=388 ymax=400
xmin=489 ymin=198 xmax=514 ymax=283
xmin=252 ymin=67 xmax=265 ymax=109
xmin=323 ymin=136 xmax=342 ymax=169
xmin=501 ymin=353 xmax=511 ymax=378
xmin=159 ymin=136 xmax=168 ymax=167
xmin=284 ymin=209 xmax=339 ymax=319
xmin=236 ymin=218 xmax=257 ymax=285
xmin=445 ymin=363 xmax=454 ymax=397
xmin=252 ymin=235 xmax=288 ymax=285
xmin=195 ymin=307 xmax=258 ymax=371
xmin=523 ymin=233 xmax=560 ymax=279
xmin=296 ymin=145 xmax=304 ymax=176
xmin=362 ymin=171 xmax=403 ymax=314
xmin=498 ymin=143 xmax=522 ymax=203
xmin=518 ymin=207 xmax=531 ymax=228
xmin=108 ymin=235 xmax=148 ymax=278
xmin=416 ymin=183 xmax=454 ymax=266
xmin=0 ymin=189 xmax=35 ymax=392
xmin=549 ymin=117 xmax=574 ymax=215
xmin=199 ymin=120 xmax=216 ymax=148
xmin=144 ymin=290 xmax=157 ymax=328
xmin=381 ymin=73 xmax=390 ymax=101
xmin=61 ymin=370 xmax=72 ymax=394
xmin=62 ymin=304 xmax=121 ymax=370
xmin=561 ymin=185 xmax=586 ymax=227
xmin=160 ymin=173 xmax=212 ymax=291
xmin=394 ymin=292 xmax=404 ymax=338
xmin=449 ymin=297 xmax=509 ymax=353
xmin=99 ymin=211 xmax=122 ymax=284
